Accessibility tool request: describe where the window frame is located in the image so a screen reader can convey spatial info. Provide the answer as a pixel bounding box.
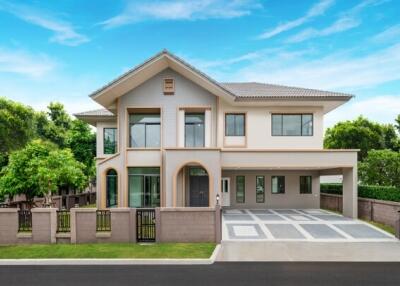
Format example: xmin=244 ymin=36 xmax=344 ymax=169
xmin=271 ymin=114 xmax=313 ymax=136
xmin=225 ymin=113 xmax=246 ymax=137
xmin=106 ymin=169 xmax=118 ymax=208
xmin=256 ymin=176 xmax=265 ymax=203
xmin=129 ymin=114 xmax=161 ymax=148
xmin=300 ymin=176 xmax=312 ymax=194
xmin=271 ymin=176 xmax=285 ymax=194
xmin=184 ymin=112 xmax=205 ymax=147
xmin=103 ymin=128 xmax=117 ymax=154
xmin=236 ymin=176 xmax=245 ymax=203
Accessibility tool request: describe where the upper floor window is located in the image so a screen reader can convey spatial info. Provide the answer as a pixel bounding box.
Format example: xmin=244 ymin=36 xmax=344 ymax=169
xmin=185 ymin=113 xmax=204 ymax=147
xmin=272 ymin=114 xmax=313 ymax=136
xmin=130 ymin=114 xmax=161 ymax=148
xmin=225 ymin=114 xmax=245 ymax=136
xmin=104 ymin=128 xmax=117 ymax=154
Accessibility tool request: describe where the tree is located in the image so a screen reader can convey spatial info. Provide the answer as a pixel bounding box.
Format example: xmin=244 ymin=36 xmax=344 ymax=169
xmin=324 ymin=116 xmax=399 ymax=161
xmin=0 ymin=97 xmax=36 ymax=168
xmin=67 ymin=119 xmax=96 ymax=178
xmin=35 ymin=111 xmax=69 ymax=148
xmin=47 ymin=102 xmax=71 ymax=130
xmin=396 ymin=114 xmax=400 ymax=134
xmin=0 ymin=140 xmax=87 ymax=205
xmin=359 ymin=149 xmax=400 ymax=187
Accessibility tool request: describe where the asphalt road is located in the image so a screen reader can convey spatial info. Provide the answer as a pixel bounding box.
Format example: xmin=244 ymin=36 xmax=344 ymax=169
xmin=0 ymin=262 xmax=399 ymax=286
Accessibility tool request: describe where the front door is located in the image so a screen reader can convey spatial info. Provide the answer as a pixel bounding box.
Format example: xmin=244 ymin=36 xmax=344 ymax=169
xmin=221 ymin=177 xmax=230 ymax=207
xmin=189 ymin=173 xmax=209 ymax=207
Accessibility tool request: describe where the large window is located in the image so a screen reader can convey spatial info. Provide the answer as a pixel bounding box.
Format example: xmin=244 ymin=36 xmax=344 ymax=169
xmin=271 ymin=176 xmax=285 ymax=194
xmin=236 ymin=176 xmax=245 ymax=203
xmin=225 ymin=114 xmax=245 ymax=136
xmin=300 ymin=176 xmax=312 ymax=194
xmin=104 ymin=128 xmax=117 ymax=154
xmin=106 ymin=169 xmax=118 ymax=208
xmin=185 ymin=113 xmax=205 ymax=147
xmin=256 ymin=176 xmax=265 ymax=203
xmin=272 ymin=114 xmax=313 ymax=136
xmin=130 ymin=114 xmax=161 ymax=148
xmin=128 ymin=167 xmax=160 ymax=208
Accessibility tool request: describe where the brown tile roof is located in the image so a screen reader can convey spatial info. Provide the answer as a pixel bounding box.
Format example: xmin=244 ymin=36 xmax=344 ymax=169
xmin=221 ymin=82 xmax=353 ymax=100
xmin=74 ymin=109 xmax=114 ymax=117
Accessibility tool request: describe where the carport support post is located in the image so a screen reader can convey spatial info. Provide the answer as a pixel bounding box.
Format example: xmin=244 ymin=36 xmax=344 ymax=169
xmin=395 ymin=211 xmax=400 ymax=239
xmin=342 ymin=167 xmax=358 ymax=219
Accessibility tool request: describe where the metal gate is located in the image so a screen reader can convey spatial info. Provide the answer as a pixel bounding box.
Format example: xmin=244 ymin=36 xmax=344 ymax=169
xmin=136 ymin=209 xmax=156 ymax=242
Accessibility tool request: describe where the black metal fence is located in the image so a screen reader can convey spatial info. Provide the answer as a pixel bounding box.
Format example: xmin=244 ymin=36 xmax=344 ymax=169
xmin=96 ymin=210 xmax=111 ymax=232
xmin=136 ymin=209 xmax=156 ymax=242
xmin=57 ymin=210 xmax=70 ymax=232
xmin=18 ymin=210 xmax=32 ymax=232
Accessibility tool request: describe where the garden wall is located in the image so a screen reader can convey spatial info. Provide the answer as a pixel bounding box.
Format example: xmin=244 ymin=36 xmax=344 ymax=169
xmin=321 ymin=193 xmax=400 ymax=228
xmin=0 ymin=206 xmax=221 ymax=245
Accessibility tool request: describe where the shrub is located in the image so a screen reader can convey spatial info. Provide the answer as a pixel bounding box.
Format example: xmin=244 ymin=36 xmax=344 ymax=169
xmin=321 ymin=183 xmax=400 ymax=202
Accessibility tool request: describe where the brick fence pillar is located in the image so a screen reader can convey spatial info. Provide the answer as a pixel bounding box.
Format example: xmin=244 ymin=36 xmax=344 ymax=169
xmin=0 ymin=208 xmax=19 ymax=244
xmin=31 ymin=208 xmax=57 ymax=244
xmin=396 ymin=211 xmax=400 ymax=239
xmin=70 ymin=208 xmax=97 ymax=243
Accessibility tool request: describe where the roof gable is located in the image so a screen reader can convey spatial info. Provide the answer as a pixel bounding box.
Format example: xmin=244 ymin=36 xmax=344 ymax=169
xmin=90 ymin=49 xmax=236 ymax=108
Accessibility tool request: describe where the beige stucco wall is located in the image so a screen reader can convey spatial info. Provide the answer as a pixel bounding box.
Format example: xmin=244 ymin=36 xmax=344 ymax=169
xmin=163 ymin=149 xmax=221 ymax=207
xmin=218 ymin=98 xmax=324 ymax=149
xmin=222 ymin=170 xmax=320 ymax=209
xmin=118 ymin=68 xmax=218 ymax=149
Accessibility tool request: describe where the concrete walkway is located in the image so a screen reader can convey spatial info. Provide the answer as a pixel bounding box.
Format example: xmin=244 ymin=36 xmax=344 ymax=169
xmin=222 ymin=209 xmax=396 ymax=242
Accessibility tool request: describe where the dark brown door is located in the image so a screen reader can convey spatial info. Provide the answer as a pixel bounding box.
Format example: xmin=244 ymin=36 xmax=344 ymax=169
xmin=189 ymin=176 xmax=209 ymax=207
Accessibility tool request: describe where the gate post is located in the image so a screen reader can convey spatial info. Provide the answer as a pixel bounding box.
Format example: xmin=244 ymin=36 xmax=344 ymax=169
xmin=155 ymin=207 xmax=161 ymax=243
xmin=215 ymin=205 xmax=221 ymax=243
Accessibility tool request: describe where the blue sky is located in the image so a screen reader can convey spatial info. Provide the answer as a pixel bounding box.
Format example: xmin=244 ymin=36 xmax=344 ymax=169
xmin=0 ymin=0 xmax=399 ymax=127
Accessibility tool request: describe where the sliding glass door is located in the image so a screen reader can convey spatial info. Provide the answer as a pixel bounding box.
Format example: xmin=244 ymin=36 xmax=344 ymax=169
xmin=128 ymin=167 xmax=160 ymax=208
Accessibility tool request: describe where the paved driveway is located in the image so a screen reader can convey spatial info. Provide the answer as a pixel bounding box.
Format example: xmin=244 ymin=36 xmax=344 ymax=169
xmin=222 ymin=209 xmax=396 ymax=242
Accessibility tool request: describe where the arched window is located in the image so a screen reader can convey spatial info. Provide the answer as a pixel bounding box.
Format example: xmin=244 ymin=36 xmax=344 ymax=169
xmin=106 ymin=169 xmax=118 ymax=208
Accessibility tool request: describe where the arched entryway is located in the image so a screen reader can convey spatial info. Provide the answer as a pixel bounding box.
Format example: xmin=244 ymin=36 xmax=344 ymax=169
xmin=174 ymin=163 xmax=211 ymax=207
xmin=106 ymin=169 xmax=118 ymax=208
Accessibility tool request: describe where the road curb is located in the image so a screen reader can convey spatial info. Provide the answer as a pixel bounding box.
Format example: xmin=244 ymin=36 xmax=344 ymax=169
xmin=0 ymin=244 xmax=221 ymax=265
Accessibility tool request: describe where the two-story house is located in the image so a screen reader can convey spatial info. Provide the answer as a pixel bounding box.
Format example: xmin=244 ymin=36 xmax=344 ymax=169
xmin=76 ymin=50 xmax=358 ymax=219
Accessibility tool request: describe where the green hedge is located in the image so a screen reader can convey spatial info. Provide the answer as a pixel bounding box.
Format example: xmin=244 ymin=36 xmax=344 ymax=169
xmin=321 ymin=183 xmax=400 ymax=202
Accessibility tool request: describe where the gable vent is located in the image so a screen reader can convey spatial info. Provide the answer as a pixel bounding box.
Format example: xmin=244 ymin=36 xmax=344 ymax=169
xmin=163 ymin=78 xmax=175 ymax=95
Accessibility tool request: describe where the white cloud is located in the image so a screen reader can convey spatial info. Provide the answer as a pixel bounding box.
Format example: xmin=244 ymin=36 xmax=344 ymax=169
xmin=286 ymin=0 xmax=389 ymax=43
xmin=0 ymin=48 xmax=56 ymax=78
xmin=257 ymin=0 xmax=334 ymax=40
xmin=0 ymin=1 xmax=89 ymax=46
xmin=100 ymin=0 xmax=262 ymax=29
xmin=325 ymin=95 xmax=400 ymax=128
xmin=286 ymin=17 xmax=360 ymax=43
xmin=227 ymin=43 xmax=400 ymax=90
xmin=372 ymin=24 xmax=400 ymax=43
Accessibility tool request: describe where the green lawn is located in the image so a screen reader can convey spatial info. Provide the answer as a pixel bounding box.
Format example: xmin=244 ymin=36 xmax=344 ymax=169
xmin=0 ymin=243 xmax=216 ymax=259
